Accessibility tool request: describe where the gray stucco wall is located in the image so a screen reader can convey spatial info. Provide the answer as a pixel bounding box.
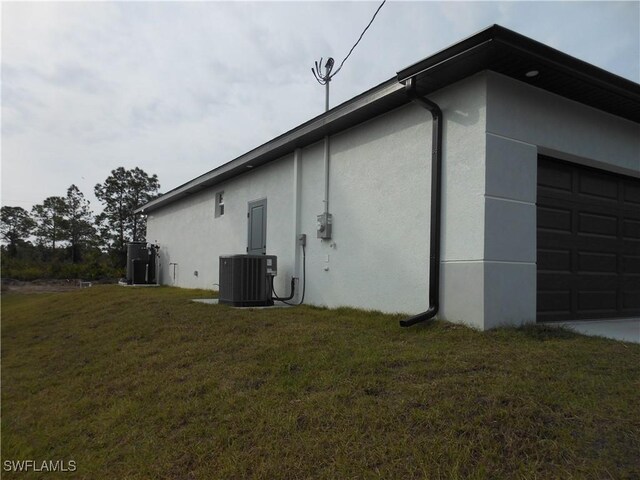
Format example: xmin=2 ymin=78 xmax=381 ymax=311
xmin=299 ymin=104 xmax=432 ymax=312
xmin=145 ymin=70 xmax=639 ymax=329
xmin=146 ymin=154 xmax=295 ymax=293
xmin=435 ymin=74 xmax=488 ymax=328
xmin=146 ymin=74 xmax=488 ymax=316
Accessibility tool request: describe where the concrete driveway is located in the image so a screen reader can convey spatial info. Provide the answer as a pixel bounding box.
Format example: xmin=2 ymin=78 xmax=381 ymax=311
xmin=544 ymin=318 xmax=640 ymax=343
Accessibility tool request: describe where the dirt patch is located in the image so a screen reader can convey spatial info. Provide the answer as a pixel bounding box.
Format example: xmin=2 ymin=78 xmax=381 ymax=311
xmin=1 ymin=278 xmax=104 ymax=294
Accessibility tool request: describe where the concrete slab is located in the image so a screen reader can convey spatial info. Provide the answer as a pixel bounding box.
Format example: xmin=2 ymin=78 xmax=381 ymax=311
xmin=192 ymin=299 xmax=219 ymax=305
xmin=118 ymin=282 xmax=160 ymax=288
xmin=543 ymin=318 xmax=640 ymax=344
xmin=190 ymin=298 xmax=293 ymax=309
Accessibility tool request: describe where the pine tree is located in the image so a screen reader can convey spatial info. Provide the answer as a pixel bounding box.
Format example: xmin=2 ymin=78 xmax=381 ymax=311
xmin=31 ymin=197 xmax=67 ymax=250
xmin=64 ymin=185 xmax=96 ymax=263
xmin=94 ymin=167 xmax=160 ymax=266
xmin=1 ymin=206 xmax=36 ymax=257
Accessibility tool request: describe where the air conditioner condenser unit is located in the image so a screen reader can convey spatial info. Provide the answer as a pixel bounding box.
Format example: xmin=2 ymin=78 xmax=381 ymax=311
xmin=218 ymin=254 xmax=277 ymax=307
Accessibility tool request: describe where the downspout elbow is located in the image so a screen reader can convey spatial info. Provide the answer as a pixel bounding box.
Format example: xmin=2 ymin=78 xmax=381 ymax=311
xmin=406 ymin=79 xmax=442 ymax=122
xmin=399 ymin=306 xmax=437 ymax=327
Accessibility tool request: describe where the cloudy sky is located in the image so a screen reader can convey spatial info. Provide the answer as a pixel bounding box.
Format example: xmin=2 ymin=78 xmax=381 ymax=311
xmin=2 ymin=1 xmax=639 ymax=214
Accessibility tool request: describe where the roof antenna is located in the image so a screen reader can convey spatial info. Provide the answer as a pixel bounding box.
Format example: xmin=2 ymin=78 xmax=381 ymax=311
xmin=311 ymin=57 xmax=335 ymax=112
xmin=310 ymin=0 xmax=387 ymax=112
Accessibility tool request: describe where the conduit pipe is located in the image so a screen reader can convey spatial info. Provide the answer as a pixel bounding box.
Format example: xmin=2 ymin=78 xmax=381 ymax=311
xmin=399 ymin=77 xmax=443 ymax=327
xmin=272 ymin=277 xmax=296 ymax=302
xmin=323 ymin=75 xmax=331 ymax=221
xmin=323 ymin=135 xmax=330 ymax=216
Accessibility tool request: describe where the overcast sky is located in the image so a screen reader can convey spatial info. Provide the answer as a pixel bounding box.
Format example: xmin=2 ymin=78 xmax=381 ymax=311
xmin=2 ymin=1 xmax=639 ymax=214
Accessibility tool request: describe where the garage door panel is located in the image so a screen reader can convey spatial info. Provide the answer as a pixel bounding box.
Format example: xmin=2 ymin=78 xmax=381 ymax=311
xmin=579 ymin=171 xmax=618 ymax=201
xmin=573 ymin=235 xmax=617 ymax=256
xmin=622 ymin=274 xmax=640 ymax=289
xmin=537 ymin=204 xmax=572 ymax=232
xmin=577 ymin=211 xmax=618 ymax=237
xmin=623 ymin=181 xmax=640 ymax=205
xmin=623 ymin=219 xmax=640 ymax=240
xmin=538 ymin=271 xmax=572 ymax=288
xmin=537 ymin=156 xmax=640 ymax=322
xmin=538 ymin=248 xmax=572 ymax=272
xmin=577 ymin=251 xmax=617 ymax=273
xmin=538 ymin=234 xmax=576 ymax=256
xmin=623 ymin=291 xmax=640 ymax=310
xmin=537 ymin=290 xmax=571 ymax=315
xmin=577 ymin=290 xmax=617 ymax=313
xmin=575 ymin=274 xmax=618 ymax=290
xmin=540 ymin=232 xmax=618 ymax=253
xmin=623 ymin=256 xmax=640 ymax=273
xmin=538 ymin=161 xmax=572 ymax=193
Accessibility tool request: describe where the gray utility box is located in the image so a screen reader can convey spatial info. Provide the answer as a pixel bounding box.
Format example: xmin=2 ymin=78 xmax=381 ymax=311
xmin=219 ymin=254 xmax=277 ymax=307
xmin=317 ymin=212 xmax=332 ymax=239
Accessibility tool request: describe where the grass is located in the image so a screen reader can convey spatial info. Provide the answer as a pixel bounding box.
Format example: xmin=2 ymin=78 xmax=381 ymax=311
xmin=2 ymin=286 xmax=639 ymax=479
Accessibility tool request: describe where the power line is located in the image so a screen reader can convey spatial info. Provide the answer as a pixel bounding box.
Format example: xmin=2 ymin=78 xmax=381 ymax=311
xmin=333 ymin=0 xmax=387 ymax=78
xmin=312 ymin=0 xmax=387 ymax=85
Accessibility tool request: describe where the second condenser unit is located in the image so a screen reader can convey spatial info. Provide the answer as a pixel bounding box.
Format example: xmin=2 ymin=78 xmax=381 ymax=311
xmin=126 ymin=242 xmax=159 ymax=285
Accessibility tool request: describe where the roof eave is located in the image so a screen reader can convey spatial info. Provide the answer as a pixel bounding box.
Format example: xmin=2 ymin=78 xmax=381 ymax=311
xmin=397 ymin=24 xmax=640 ymax=118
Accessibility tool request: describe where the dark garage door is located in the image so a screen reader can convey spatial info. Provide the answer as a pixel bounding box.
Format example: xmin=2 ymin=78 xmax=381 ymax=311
xmin=537 ymin=156 xmax=640 ymax=322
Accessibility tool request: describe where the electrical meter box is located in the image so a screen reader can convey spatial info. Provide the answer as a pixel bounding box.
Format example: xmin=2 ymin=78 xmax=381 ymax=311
xmin=317 ymin=213 xmax=333 ymax=239
xmin=265 ymin=256 xmax=277 ymax=276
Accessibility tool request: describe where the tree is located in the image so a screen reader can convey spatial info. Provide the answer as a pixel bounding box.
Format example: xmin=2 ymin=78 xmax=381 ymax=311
xmin=31 ymin=196 xmax=67 ymax=250
xmin=65 ymin=185 xmax=96 ymax=263
xmin=127 ymin=168 xmax=160 ymax=242
xmin=0 ymin=206 xmax=36 ymax=257
xmin=94 ymin=167 xmax=160 ymax=265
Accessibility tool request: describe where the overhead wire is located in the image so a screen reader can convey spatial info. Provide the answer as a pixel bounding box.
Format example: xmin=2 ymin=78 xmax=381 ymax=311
xmin=312 ymin=0 xmax=387 ymax=84
xmin=331 ymin=0 xmax=387 ymax=78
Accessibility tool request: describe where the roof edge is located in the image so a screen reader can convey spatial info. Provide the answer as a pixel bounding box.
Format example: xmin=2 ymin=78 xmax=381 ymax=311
xmin=397 ymin=24 xmax=639 ymax=97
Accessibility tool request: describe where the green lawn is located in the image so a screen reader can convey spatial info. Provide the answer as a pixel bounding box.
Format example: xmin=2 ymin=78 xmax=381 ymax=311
xmin=2 ymin=286 xmax=639 ymax=479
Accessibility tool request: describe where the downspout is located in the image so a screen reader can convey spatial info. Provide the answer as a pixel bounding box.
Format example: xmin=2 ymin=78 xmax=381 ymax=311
xmin=399 ymin=77 xmax=443 ymax=327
